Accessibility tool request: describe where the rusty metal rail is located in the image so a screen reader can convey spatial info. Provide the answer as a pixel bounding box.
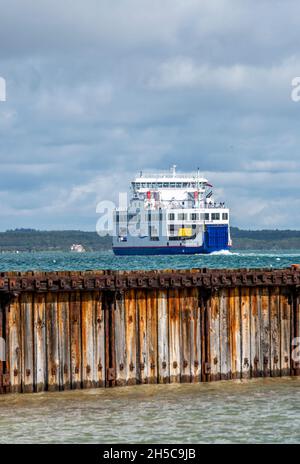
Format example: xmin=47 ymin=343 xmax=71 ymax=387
xmin=0 ymin=267 xmax=300 ymax=293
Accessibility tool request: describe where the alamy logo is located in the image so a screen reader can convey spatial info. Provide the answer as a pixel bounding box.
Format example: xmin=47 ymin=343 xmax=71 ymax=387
xmin=0 ymin=77 xmax=6 ymax=102
xmin=291 ymin=77 xmax=300 ymax=102
xmin=292 ymin=337 xmax=300 ymax=363
xmin=0 ymin=336 xmax=5 ymax=361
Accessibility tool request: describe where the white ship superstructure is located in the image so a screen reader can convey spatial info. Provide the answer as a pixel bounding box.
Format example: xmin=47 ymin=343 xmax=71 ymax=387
xmin=112 ymin=166 xmax=231 ymax=255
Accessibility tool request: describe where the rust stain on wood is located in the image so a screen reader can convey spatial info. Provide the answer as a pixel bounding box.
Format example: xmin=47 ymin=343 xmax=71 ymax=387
xmin=250 ymin=288 xmax=262 ymax=377
xmin=146 ymin=290 xmax=158 ymax=384
xmin=157 ymin=290 xmax=169 ymax=384
xmin=229 ymin=287 xmax=241 ymax=379
xmin=34 ymin=293 xmax=46 ymax=392
xmin=180 ymin=288 xmax=192 ymax=383
xmin=57 ymin=292 xmax=71 ymax=390
xmin=46 ymin=292 xmax=59 ymax=391
xmin=261 ymin=288 xmax=271 ymax=377
xmin=168 ymin=289 xmax=181 ymax=383
xmin=125 ymin=289 xmax=137 ymax=385
xmin=190 ymin=288 xmax=201 ymax=383
xmin=136 ymin=289 xmax=147 ymax=384
xmin=220 ymin=289 xmax=231 ymax=380
xmin=270 ymin=287 xmax=280 ymax=377
xmin=280 ymin=289 xmax=291 ymax=377
xmin=209 ymin=291 xmax=220 ymax=381
xmin=241 ymin=287 xmax=251 ymax=380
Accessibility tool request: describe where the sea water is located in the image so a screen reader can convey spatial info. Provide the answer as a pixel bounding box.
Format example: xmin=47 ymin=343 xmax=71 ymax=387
xmin=0 ymin=249 xmax=299 ymax=272
xmin=0 ymin=378 xmax=299 ymax=443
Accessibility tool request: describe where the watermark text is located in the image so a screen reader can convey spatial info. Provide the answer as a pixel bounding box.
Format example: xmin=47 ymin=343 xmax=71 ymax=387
xmin=0 ymin=76 xmax=6 ymax=102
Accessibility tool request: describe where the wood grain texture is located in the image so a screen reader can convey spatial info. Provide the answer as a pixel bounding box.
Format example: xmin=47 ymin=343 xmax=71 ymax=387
xmin=168 ymin=289 xmax=181 ymax=383
xmin=157 ymin=290 xmax=169 ymax=384
xmin=33 ymin=294 xmax=46 ymax=392
xmin=280 ymin=290 xmax=291 ymax=377
xmin=146 ymin=290 xmax=158 ymax=384
xmin=9 ymin=296 xmax=22 ymax=393
xmin=250 ymin=288 xmax=262 ymax=377
xmin=180 ymin=288 xmax=192 ymax=383
xmin=270 ymin=287 xmax=280 ymax=377
xmin=209 ymin=291 xmax=220 ymax=381
xmin=46 ymin=292 xmax=59 ymax=391
xmin=220 ymin=289 xmax=231 ymax=380
xmin=70 ymin=291 xmax=82 ymax=389
xmin=190 ymin=288 xmax=201 ymax=383
xmin=241 ymin=287 xmax=251 ymax=379
xmin=125 ymin=289 xmax=137 ymax=385
xmin=261 ymin=288 xmax=271 ymax=377
xmin=115 ymin=294 xmax=127 ymax=386
xmin=229 ymin=287 xmax=241 ymax=379
xmin=81 ymin=292 xmax=97 ymax=389
xmin=57 ymin=292 xmax=71 ymax=390
xmin=95 ymin=291 xmax=105 ymax=387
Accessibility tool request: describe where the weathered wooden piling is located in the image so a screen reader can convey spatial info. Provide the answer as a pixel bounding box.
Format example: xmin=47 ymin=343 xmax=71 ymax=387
xmin=0 ymin=267 xmax=299 ymax=393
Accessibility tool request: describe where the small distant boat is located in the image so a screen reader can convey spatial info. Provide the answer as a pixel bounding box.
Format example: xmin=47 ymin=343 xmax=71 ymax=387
xmin=70 ymin=244 xmax=86 ymax=253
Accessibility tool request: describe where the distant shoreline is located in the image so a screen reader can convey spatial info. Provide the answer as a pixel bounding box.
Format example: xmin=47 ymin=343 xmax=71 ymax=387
xmin=0 ymin=227 xmax=300 ymax=252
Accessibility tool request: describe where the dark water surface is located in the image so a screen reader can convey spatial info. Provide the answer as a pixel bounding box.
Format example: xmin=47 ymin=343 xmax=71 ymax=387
xmin=0 ymin=249 xmax=300 ymax=272
xmin=0 ymin=378 xmax=299 ymax=444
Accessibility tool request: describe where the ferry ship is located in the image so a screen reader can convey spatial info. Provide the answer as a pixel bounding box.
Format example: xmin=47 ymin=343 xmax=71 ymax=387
xmin=112 ymin=166 xmax=231 ymax=255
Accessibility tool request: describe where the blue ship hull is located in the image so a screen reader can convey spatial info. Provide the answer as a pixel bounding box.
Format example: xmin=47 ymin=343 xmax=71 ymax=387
xmin=113 ymin=244 xmax=229 ymax=256
xmin=113 ymin=225 xmax=229 ymax=256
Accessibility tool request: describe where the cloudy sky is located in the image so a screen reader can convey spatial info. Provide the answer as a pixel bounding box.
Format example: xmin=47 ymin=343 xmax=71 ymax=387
xmin=0 ymin=0 xmax=300 ymax=230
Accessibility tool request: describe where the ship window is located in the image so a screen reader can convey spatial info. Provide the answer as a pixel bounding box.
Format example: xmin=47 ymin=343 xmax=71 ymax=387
xmin=158 ymin=183 xmax=163 ymax=188
xmin=205 ymin=213 xmax=210 ymax=221
xmin=170 ymin=182 xmax=175 ymax=188
xmin=176 ymin=183 xmax=181 ymax=188
xmin=163 ymin=182 xmax=168 ymax=187
xmin=142 ymin=183 xmax=146 ymax=188
xmin=178 ymin=213 xmax=187 ymax=221
xmin=212 ymin=213 xmax=220 ymax=220
xmin=222 ymin=213 xmax=228 ymax=220
xmin=150 ymin=226 xmax=159 ymax=237
xmin=119 ymin=213 xmax=127 ymax=222
xmin=151 ymin=212 xmax=159 ymax=222
xmin=169 ymin=224 xmax=175 ymax=233
xmin=168 ymin=213 xmax=175 ymax=220
xmin=190 ymin=213 xmax=199 ymax=221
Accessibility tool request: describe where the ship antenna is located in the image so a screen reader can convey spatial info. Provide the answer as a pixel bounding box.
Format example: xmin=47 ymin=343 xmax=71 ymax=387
xmin=171 ymin=164 xmax=177 ymax=177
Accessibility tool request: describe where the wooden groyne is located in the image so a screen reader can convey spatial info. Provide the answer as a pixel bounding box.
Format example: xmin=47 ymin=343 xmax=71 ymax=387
xmin=0 ymin=267 xmax=299 ymax=393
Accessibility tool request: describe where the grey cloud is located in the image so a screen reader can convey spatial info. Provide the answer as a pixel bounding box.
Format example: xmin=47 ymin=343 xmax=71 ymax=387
xmin=0 ymin=0 xmax=300 ymax=230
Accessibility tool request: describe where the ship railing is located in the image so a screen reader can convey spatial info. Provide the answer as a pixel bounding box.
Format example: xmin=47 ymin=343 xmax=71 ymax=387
xmin=135 ymin=171 xmax=205 ymax=179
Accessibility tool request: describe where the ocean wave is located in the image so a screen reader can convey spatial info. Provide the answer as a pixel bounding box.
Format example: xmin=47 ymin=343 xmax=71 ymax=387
xmin=209 ymin=250 xmax=239 ymax=256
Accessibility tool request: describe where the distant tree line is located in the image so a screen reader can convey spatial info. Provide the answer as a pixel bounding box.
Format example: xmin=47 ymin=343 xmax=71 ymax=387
xmin=0 ymin=230 xmax=111 ymax=252
xmin=0 ymin=227 xmax=299 ymax=251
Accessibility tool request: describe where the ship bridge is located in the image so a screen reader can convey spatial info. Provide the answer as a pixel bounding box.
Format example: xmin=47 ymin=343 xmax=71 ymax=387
xmin=130 ymin=165 xmax=217 ymax=208
xmin=132 ymin=165 xmax=208 ymax=192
